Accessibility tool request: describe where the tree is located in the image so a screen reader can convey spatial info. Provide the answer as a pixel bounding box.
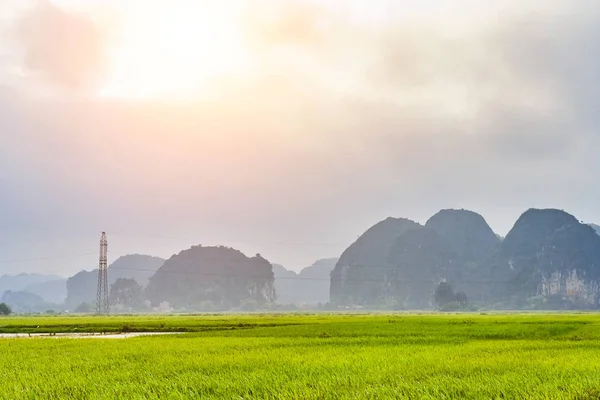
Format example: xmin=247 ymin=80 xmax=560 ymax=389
xmin=74 ymin=302 xmax=93 ymax=313
xmin=0 ymin=302 xmax=12 ymax=316
xmin=435 ymin=283 xmax=469 ymax=310
xmin=455 ymin=292 xmax=468 ymax=307
xmin=109 ymin=278 xmax=144 ymax=309
xmin=435 ymin=282 xmax=456 ymax=308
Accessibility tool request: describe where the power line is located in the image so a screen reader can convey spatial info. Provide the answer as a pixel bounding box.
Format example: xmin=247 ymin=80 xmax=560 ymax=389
xmin=109 ymin=266 xmax=510 ymax=285
xmin=0 ymin=252 xmax=98 ymax=264
xmin=0 ymin=248 xmax=145 ymax=266
xmin=0 ymin=235 xmax=346 ymax=266
xmin=0 ymin=251 xmax=509 ymax=284
xmin=109 ymin=232 xmax=347 ymax=248
xmin=0 ymin=233 xmax=516 ymax=287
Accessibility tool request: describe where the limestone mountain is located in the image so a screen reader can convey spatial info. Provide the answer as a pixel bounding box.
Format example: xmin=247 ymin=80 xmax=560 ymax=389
xmin=332 ymin=224 xmax=466 ymax=308
xmin=64 ymin=270 xmax=98 ymax=308
xmin=107 ymin=254 xmax=165 ymax=286
xmin=65 ymin=254 xmax=165 ymax=308
xmin=336 ymin=217 xmax=421 ymax=269
xmin=330 ymin=211 xmax=499 ymax=308
xmin=273 ymin=258 xmax=338 ymax=305
xmin=425 ymin=209 xmax=501 ymax=304
xmin=384 ymin=227 xmax=465 ymax=308
xmin=330 ymin=217 xmax=421 ymax=304
xmin=492 ymin=209 xmax=600 ymax=307
xmin=145 ymin=246 xmax=275 ymax=310
xmin=425 ymin=209 xmax=501 ymax=264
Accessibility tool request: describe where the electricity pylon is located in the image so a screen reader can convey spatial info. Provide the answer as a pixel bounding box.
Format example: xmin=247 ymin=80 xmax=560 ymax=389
xmin=96 ymin=232 xmax=109 ymax=314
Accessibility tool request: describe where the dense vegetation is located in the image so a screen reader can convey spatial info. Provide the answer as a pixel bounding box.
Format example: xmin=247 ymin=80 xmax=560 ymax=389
xmin=109 ymin=278 xmax=145 ymax=311
xmin=0 ymin=302 xmax=11 ymax=315
xmin=2 ymin=314 xmax=600 ymax=399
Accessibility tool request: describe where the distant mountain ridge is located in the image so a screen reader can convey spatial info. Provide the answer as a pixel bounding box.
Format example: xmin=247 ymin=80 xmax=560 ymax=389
xmin=273 ymin=258 xmax=338 ymax=304
xmin=0 ymin=273 xmax=62 ymax=296
xmin=5 ymin=209 xmax=600 ymax=312
xmin=330 ymin=208 xmax=600 ymax=310
xmin=1 ymin=290 xmax=50 ymax=313
xmin=25 ymin=279 xmax=67 ymax=304
xmin=65 ymin=254 xmax=165 ymax=308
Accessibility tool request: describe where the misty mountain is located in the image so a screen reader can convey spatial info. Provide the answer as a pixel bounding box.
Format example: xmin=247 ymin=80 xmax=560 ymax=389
xmin=491 ymin=209 xmax=600 ymax=308
xmin=330 ymin=217 xmax=422 ymax=305
xmin=330 ymin=210 xmax=500 ymax=308
xmin=335 ymin=217 xmax=421 ymax=269
xmin=145 ymin=246 xmax=275 ymax=310
xmin=65 ymin=254 xmax=164 ymax=308
xmin=331 ymin=208 xmax=600 ymax=310
xmin=425 ymin=209 xmax=502 ymax=304
xmin=272 ymin=264 xmax=297 ymax=304
xmin=64 ymin=270 xmax=98 ymax=309
xmin=425 ymin=209 xmax=501 ymax=265
xmin=25 ymin=279 xmax=67 ymax=304
xmin=1 ymin=290 xmax=58 ymax=313
xmin=330 ymin=217 xmax=435 ymax=306
xmin=385 ymin=226 xmax=466 ymax=308
xmin=0 ymin=273 xmax=62 ymax=295
xmin=273 ymin=258 xmax=338 ymax=305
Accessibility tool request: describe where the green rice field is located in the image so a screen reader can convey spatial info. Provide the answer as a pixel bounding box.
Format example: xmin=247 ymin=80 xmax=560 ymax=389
xmin=2 ymin=313 xmax=600 ymax=399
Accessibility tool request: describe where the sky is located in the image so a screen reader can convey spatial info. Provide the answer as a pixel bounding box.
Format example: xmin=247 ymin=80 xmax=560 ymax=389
xmin=1 ymin=0 xmax=600 ymax=276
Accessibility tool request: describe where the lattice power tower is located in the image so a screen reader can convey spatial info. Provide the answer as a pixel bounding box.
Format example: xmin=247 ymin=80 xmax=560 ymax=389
xmin=96 ymin=232 xmax=109 ymax=314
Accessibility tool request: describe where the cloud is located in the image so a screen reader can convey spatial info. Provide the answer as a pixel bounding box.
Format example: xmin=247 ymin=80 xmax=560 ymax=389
xmin=16 ymin=0 xmax=107 ymax=91
xmin=245 ymin=1 xmax=328 ymax=49
xmin=2 ymin=1 xmax=600 ymax=273
xmin=492 ymin=6 xmax=600 ymax=128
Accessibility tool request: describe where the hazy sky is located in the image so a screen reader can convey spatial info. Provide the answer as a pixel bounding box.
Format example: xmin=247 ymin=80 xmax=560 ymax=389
xmin=1 ymin=0 xmax=600 ymax=276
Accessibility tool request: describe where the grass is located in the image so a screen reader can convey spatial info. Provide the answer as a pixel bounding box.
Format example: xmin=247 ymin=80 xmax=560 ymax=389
xmin=2 ymin=313 xmax=600 ymax=399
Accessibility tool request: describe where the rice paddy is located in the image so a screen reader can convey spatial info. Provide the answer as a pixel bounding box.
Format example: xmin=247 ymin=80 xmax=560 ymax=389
xmin=1 ymin=313 xmax=600 ymax=399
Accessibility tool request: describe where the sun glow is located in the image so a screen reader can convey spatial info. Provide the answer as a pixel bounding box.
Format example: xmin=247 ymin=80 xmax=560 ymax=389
xmin=100 ymin=1 xmax=253 ymax=99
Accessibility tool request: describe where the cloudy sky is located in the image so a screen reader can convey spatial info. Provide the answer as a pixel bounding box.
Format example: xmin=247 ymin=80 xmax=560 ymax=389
xmin=1 ymin=0 xmax=600 ymax=276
